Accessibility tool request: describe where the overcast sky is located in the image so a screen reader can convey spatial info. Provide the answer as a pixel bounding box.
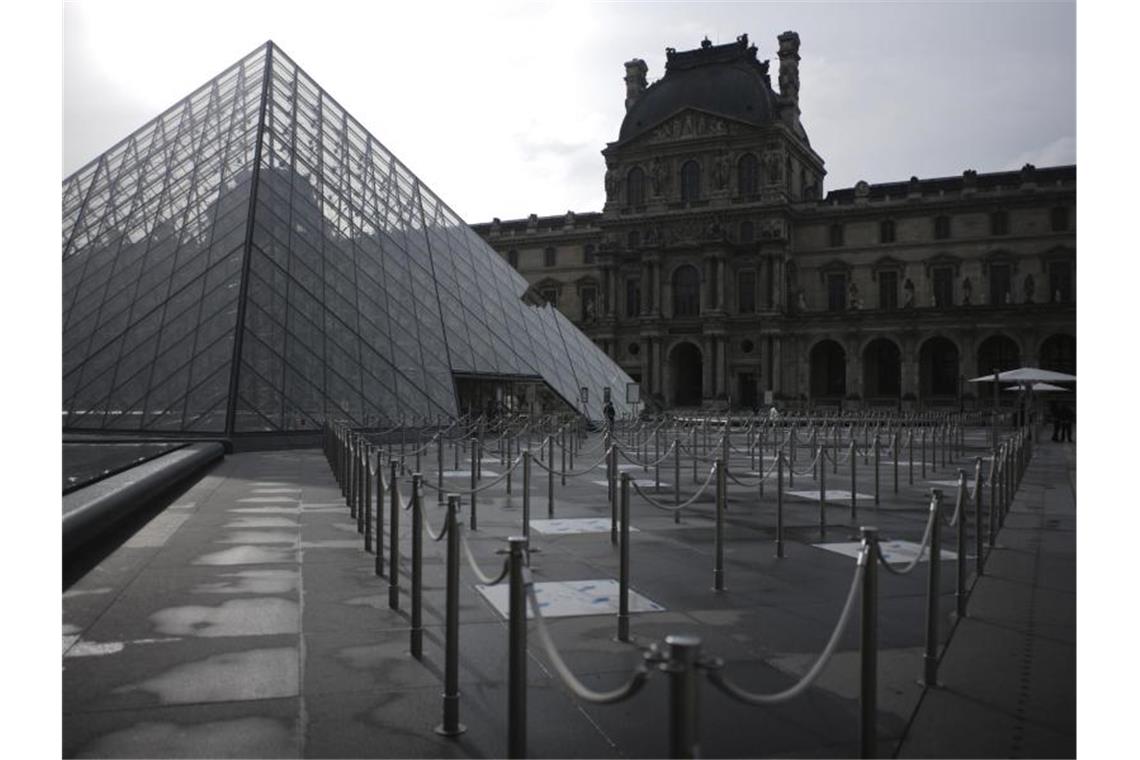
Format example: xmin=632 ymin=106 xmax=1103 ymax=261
xmin=63 ymin=0 xmax=1075 ymax=223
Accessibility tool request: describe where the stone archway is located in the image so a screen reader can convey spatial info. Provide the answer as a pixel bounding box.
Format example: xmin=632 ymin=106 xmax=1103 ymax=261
xmin=977 ymin=334 xmax=1021 ymax=375
xmin=669 ymin=342 xmax=703 ymax=406
xmin=810 ymin=340 xmax=847 ymax=398
xmin=863 ymin=338 xmax=901 ymax=399
xmin=919 ymin=336 xmax=960 ymax=399
xmin=1039 ymin=334 xmax=1076 ymax=375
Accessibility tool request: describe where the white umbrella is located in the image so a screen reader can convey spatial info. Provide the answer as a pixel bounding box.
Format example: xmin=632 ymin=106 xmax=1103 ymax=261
xmin=968 ymin=367 xmax=1076 ymax=384
xmin=1002 ymin=382 xmax=1071 ymax=393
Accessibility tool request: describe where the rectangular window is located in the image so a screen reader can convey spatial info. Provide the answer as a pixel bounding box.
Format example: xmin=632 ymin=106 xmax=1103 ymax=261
xmin=878 ymin=270 xmax=898 ymax=310
xmin=934 ymin=215 xmax=951 ymax=240
xmin=738 ymin=270 xmax=756 ymax=313
xmin=583 ymin=244 xmax=596 ymax=265
xmin=625 ymin=277 xmax=641 ymax=318
xmin=1049 ymin=261 xmax=1073 ymax=303
xmin=829 ymin=224 xmax=844 ymax=248
xmin=1051 ymin=206 xmax=1070 ymax=232
xmin=544 ymin=247 xmax=556 ymax=267
xmin=989 ymin=263 xmax=1011 ymax=306
xmin=827 ymin=274 xmax=847 ymax=312
xmin=932 ymin=267 xmax=954 ymax=307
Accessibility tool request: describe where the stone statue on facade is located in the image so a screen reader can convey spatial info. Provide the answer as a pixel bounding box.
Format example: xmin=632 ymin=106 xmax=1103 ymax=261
xmin=902 ymin=277 xmax=915 ymax=308
xmin=713 ymin=150 xmax=731 ymax=190
xmin=651 ymin=157 xmax=671 ymax=196
xmin=604 ymin=166 xmax=619 ymax=200
xmin=1023 ymin=273 xmax=1035 ymax=303
xmin=848 ymin=281 xmax=861 ymax=310
xmin=961 ymin=276 xmax=972 ymax=305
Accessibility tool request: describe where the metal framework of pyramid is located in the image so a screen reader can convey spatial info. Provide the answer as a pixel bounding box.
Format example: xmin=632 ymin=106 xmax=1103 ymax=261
xmin=62 ymin=42 xmax=633 ymax=436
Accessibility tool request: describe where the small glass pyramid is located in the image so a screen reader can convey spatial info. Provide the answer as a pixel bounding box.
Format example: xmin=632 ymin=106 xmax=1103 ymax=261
xmin=63 ymin=42 xmax=632 ymax=435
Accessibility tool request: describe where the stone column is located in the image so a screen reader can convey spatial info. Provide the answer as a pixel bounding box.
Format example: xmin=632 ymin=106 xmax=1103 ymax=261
xmin=602 ymin=266 xmax=613 ymax=317
xmin=699 ymin=260 xmax=709 ymax=314
xmin=719 ymin=255 xmax=730 ymax=313
xmin=653 ymin=262 xmax=662 ymax=316
xmin=651 ymin=339 xmax=661 ymax=398
xmin=641 ymin=260 xmax=651 ymax=315
xmin=640 ymin=338 xmax=652 ymax=392
xmin=702 ymin=335 xmax=714 ymax=400
xmin=773 ymin=335 xmax=783 ymax=395
xmin=718 ymin=337 xmax=728 ymax=396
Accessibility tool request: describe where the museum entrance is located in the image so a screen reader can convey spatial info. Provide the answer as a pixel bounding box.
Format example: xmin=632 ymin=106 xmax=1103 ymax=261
xmin=670 ymin=342 xmax=703 ymax=406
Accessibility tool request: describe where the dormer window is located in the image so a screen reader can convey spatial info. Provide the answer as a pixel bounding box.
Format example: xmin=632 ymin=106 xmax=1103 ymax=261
xmin=990 ymin=210 xmax=1009 ymax=236
xmin=879 ymin=219 xmax=896 ymax=244
xmin=828 ymin=223 xmax=844 ymax=248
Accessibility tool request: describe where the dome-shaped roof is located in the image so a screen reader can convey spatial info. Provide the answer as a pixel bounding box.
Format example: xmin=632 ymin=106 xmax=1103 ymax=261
xmin=618 ymin=36 xmax=779 ymax=144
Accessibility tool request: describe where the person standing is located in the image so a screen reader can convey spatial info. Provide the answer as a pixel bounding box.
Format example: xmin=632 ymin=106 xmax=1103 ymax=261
xmin=1059 ymin=403 xmax=1074 ymax=443
xmin=603 ymin=399 xmax=616 ymax=431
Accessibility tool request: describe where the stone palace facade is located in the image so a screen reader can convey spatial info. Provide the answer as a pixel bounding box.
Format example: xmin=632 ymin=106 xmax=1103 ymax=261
xmin=471 ymin=34 xmax=1076 ymax=411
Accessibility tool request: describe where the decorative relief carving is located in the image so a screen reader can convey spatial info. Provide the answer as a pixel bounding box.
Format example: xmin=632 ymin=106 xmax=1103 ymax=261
xmin=647 ymin=112 xmax=728 ymax=143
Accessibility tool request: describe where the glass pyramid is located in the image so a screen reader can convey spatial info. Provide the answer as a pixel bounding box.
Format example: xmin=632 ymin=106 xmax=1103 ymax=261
xmin=63 ymin=42 xmax=632 ymax=435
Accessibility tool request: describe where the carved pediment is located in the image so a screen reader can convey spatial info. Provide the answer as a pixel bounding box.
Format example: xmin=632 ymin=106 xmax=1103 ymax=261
xmin=643 ymin=109 xmax=732 ymax=144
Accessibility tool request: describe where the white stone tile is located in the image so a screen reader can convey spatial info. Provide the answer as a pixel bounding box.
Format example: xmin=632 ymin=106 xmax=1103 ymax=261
xmin=476 ymin=578 xmax=665 ymax=619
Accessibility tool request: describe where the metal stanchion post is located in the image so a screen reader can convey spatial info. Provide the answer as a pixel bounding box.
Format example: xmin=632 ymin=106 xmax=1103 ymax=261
xmin=715 ymin=459 xmax=726 ymax=589
xmin=609 ymin=433 xmax=618 ymax=545
xmin=674 ymin=437 xmax=682 ymax=525
xmin=691 ymin=428 xmax=698 ymax=484
xmin=522 ymin=450 xmax=531 ymax=540
xmin=507 ymin=535 xmax=528 ymax=759
xmin=364 ymin=448 xmax=373 ymax=553
xmin=619 ymin=473 xmax=631 ymax=642
xmin=435 ymin=495 xmax=466 ymax=737
xmin=989 ymin=451 xmax=998 ymax=547
xmin=850 ymin=440 xmax=858 ymax=524
xmin=819 ymin=445 xmax=826 ymax=540
xmin=655 ymin=428 xmax=661 ymax=492
xmin=375 ymin=453 xmax=385 ymax=578
xmin=974 ymin=457 xmax=984 ymax=575
xmin=788 ymin=428 xmax=796 ymax=489
xmin=547 ymin=434 xmax=555 ymax=519
xmin=561 ymin=426 xmax=567 ymax=487
xmin=665 ymin=635 xmax=702 ymax=760
xmin=506 ymin=434 xmax=512 ymax=495
xmin=908 ymin=430 xmax=914 ymax=486
xmin=921 ymin=428 xmax=927 ymax=480
xmin=470 ymin=438 xmax=478 ymax=531
xmin=411 ymin=474 xmax=423 ymax=660
xmin=873 ymin=437 xmax=880 ymax=506
xmin=922 ymin=490 xmax=943 ymax=687
xmin=860 ymin=527 xmax=879 ymax=760
xmin=955 ymin=471 xmax=967 ymax=619
xmin=389 ymin=459 xmax=400 ymax=610
xmin=893 ymin=432 xmax=899 ymax=494
xmin=776 ymin=452 xmax=785 ymax=558
xmin=437 ymin=435 xmax=444 ymax=503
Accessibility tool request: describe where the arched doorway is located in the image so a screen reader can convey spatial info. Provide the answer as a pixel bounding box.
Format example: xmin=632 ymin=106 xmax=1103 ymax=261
xmin=977 ymin=334 xmax=1021 ymax=375
xmin=810 ymin=340 xmax=847 ymax=399
xmin=919 ymin=336 xmax=960 ymax=399
xmin=863 ymin=339 xmax=901 ymax=399
xmin=670 ymin=342 xmax=703 ymax=406
xmin=1039 ymin=334 xmax=1076 ymax=375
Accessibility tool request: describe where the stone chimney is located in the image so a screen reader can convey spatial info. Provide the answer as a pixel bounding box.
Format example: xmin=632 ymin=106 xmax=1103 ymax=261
xmin=624 ymin=58 xmax=648 ymax=112
xmin=777 ymin=31 xmax=801 ymax=102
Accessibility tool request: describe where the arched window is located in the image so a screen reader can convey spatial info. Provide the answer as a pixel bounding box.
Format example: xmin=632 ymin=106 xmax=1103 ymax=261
xmin=627 ymin=166 xmax=646 ymax=207
xmin=681 ymin=160 xmax=701 ymax=202
xmin=737 ymin=153 xmax=759 ymax=196
xmin=673 ymin=265 xmax=701 ymax=317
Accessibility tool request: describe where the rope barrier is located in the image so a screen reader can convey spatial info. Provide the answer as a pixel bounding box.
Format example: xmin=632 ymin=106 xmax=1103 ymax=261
xmin=876 ymin=506 xmax=938 ymax=576
xmin=616 ymin=439 xmax=678 ymax=468
xmin=421 ymin=502 xmax=448 ymax=542
xmin=418 ymin=453 xmax=525 ymax=494
xmin=531 ymin=445 xmax=612 ymax=477
xmin=790 ymin=447 xmax=823 ymax=477
xmin=707 ymin=552 xmax=866 ymax=704
xmin=525 ymin=569 xmax=651 ymax=704
xmin=724 ymin=456 xmax=780 ymax=487
xmin=630 ymin=464 xmax=717 ymax=512
xmin=459 ymin=523 xmax=510 ymax=585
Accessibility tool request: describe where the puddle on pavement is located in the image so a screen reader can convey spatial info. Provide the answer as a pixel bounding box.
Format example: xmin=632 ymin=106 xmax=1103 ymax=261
xmin=75 ymin=716 xmax=296 ymax=759
xmin=218 ymin=531 xmax=299 ymax=546
xmin=300 ymin=540 xmax=360 ymax=549
xmin=230 ymin=506 xmax=300 ymax=515
xmin=193 ymin=546 xmax=298 ymax=566
xmin=64 ymin=587 xmax=113 ymax=598
xmin=150 ymin=598 xmax=300 ymax=637
xmin=237 ymin=497 xmax=300 ymax=504
xmin=114 ymin=647 xmax=299 ymax=704
xmin=193 ymin=570 xmax=299 ymax=595
xmin=224 ymin=517 xmax=300 ymax=529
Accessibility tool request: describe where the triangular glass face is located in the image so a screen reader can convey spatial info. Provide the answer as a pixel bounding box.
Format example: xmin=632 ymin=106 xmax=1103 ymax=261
xmin=63 ymin=42 xmax=633 ymax=435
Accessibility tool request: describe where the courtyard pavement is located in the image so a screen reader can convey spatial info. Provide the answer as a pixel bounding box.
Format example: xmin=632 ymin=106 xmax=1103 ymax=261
xmin=61 ymin=424 xmax=1075 ymax=758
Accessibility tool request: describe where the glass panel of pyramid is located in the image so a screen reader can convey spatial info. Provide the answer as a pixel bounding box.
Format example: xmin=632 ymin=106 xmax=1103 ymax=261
xmin=63 ymin=42 xmax=634 ymax=434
